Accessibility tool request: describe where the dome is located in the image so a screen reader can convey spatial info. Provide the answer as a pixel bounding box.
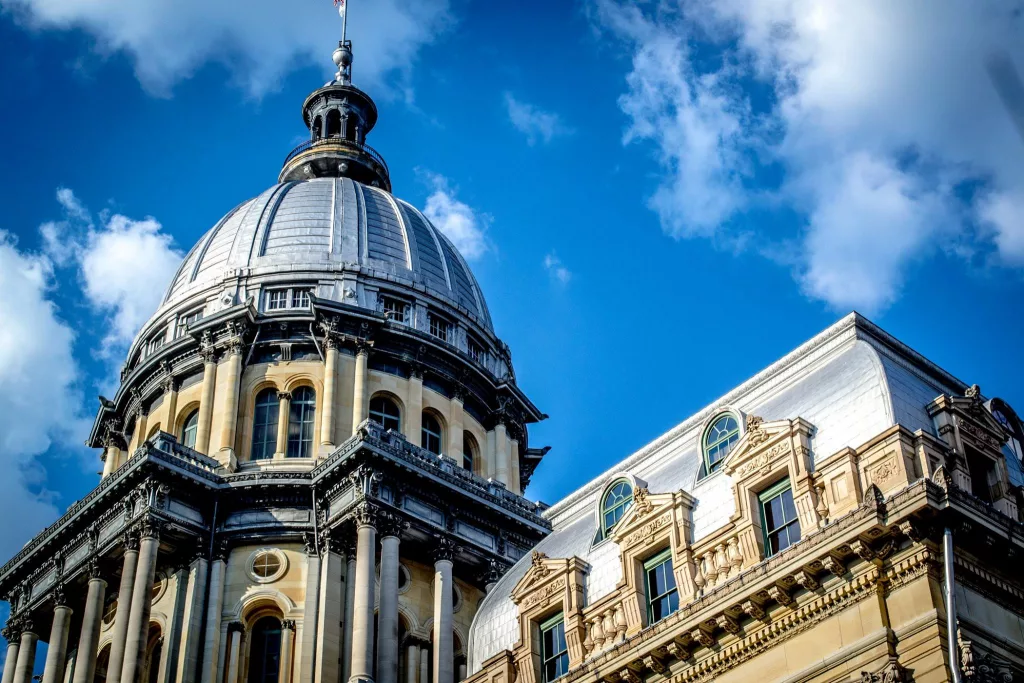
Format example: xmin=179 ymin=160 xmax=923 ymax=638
xmin=158 ymin=177 xmax=492 ymax=332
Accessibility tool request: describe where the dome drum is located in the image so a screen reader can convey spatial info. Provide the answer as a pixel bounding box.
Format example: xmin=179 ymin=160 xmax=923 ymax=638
xmin=279 ymin=138 xmax=390 ymax=189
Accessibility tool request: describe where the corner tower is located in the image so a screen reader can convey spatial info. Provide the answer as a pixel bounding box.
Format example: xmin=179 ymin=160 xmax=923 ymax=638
xmin=0 ymin=9 xmax=551 ymax=683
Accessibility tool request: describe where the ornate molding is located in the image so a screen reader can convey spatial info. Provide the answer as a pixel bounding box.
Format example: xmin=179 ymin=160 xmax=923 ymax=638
xmin=378 ymin=511 xmax=409 ymax=539
xmin=432 ymin=536 xmax=459 ymax=563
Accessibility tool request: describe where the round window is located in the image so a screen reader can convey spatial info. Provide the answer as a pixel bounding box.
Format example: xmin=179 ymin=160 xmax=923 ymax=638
xmin=150 ymin=572 xmax=168 ymax=603
xmin=248 ymin=549 xmax=288 ymax=584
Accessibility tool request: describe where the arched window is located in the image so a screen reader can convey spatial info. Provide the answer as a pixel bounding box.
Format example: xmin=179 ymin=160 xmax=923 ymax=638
xmin=326 ymin=109 xmax=341 ymax=138
xmin=287 ymin=386 xmax=316 ymax=458
xmin=247 ymin=617 xmax=282 ymax=683
xmin=369 ymin=396 xmax=401 ymax=432
xmin=180 ymin=410 xmax=199 ymax=450
xmin=312 ymin=115 xmax=323 ymax=140
xmin=422 ymin=412 xmax=443 ymax=455
xmin=703 ymin=414 xmax=740 ymax=474
xmin=252 ymin=389 xmax=279 ymax=461
xmin=463 ymin=432 xmax=479 ymax=472
xmin=601 ymin=480 xmax=633 ymax=537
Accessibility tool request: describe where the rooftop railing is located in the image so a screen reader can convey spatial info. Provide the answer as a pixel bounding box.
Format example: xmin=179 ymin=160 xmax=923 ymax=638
xmin=283 ymin=137 xmax=389 ymax=176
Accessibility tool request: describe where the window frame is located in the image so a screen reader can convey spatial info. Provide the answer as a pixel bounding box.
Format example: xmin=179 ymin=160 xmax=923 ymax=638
xmin=702 ymin=413 xmax=741 ymax=475
xmin=380 ymin=295 xmax=411 ymax=324
xmin=643 ymin=548 xmax=679 ymax=625
xmin=600 ymin=479 xmax=633 ymax=539
xmin=180 ymin=409 xmax=200 ymax=450
xmin=251 ymin=389 xmax=280 ymax=461
xmin=265 ymin=286 xmax=313 ymax=312
xmin=176 ymin=308 xmax=204 ymax=338
xmin=422 ymin=412 xmax=444 ymax=455
xmin=428 ymin=311 xmax=453 ymax=343
xmin=539 ymin=613 xmax=569 ymax=683
xmin=369 ymin=396 xmax=402 ymax=432
xmin=758 ymin=478 xmax=801 ymax=557
xmin=286 ymin=386 xmax=317 ymax=458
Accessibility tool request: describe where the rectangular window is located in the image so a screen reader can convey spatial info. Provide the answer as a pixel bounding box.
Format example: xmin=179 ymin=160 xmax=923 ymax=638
xmin=644 ymin=549 xmax=679 ymax=624
xmin=292 ymin=289 xmax=311 ymax=308
xmin=759 ymin=478 xmax=801 ymax=557
xmin=429 ymin=313 xmax=452 ymax=342
xmin=540 ymin=614 xmax=569 ymax=683
xmin=381 ymin=296 xmax=409 ymax=324
xmin=147 ymin=333 xmax=165 ymax=356
xmin=468 ymin=336 xmax=486 ymax=363
xmin=176 ymin=309 xmax=204 ymax=337
xmin=267 ymin=289 xmax=289 ymax=310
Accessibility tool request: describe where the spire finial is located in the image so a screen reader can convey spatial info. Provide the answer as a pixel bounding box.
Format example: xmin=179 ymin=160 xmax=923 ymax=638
xmin=332 ymin=0 xmax=352 ymax=85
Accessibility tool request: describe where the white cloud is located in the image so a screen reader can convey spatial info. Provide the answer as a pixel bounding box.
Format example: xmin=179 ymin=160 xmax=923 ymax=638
xmin=544 ymin=252 xmax=572 ymax=284
xmin=2 ymin=0 xmax=452 ymax=97
xmin=40 ymin=190 xmax=183 ymax=355
xmin=504 ymin=93 xmax=573 ymax=145
xmin=421 ymin=173 xmax=490 ymax=260
xmin=0 ymin=233 xmax=83 ymax=557
xmin=592 ymin=0 xmax=1024 ymax=313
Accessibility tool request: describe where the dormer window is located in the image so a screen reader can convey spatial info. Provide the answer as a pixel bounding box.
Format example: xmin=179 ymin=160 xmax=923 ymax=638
xmin=429 ymin=312 xmax=453 ymax=343
xmin=381 ymin=295 xmax=410 ymax=324
xmin=266 ymin=287 xmax=312 ymax=311
xmin=600 ymin=479 xmax=633 ymax=538
xmin=703 ymin=413 xmax=740 ymax=474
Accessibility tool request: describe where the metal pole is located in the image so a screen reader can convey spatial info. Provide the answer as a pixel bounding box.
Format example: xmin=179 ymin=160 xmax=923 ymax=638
xmin=944 ymin=527 xmax=964 ymax=683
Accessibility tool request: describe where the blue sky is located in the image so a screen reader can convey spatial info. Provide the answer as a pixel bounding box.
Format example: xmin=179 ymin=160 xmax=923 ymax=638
xmin=1 ymin=0 xmax=1024 ymax=613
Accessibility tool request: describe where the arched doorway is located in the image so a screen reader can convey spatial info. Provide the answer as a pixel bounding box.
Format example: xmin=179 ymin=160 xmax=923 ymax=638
xmin=247 ymin=616 xmax=283 ymax=683
xmin=95 ymin=644 xmax=111 ymax=683
xmin=140 ymin=624 xmax=163 ymax=683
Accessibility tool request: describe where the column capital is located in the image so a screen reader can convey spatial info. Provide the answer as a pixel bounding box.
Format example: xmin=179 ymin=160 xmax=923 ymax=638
xmin=277 ymin=391 xmax=292 ymax=401
xmin=482 ymin=559 xmax=508 ymax=586
xmin=302 ymin=531 xmax=318 ymax=557
xmin=431 ymin=536 xmax=459 ymax=564
xmin=123 ymin=529 xmax=140 ymax=552
xmin=52 ymin=583 xmax=69 ymax=608
xmin=213 ymin=539 xmax=231 ymax=562
xmin=199 ymin=331 xmax=218 ymax=363
xmin=281 ymin=619 xmax=296 ymax=631
xmin=138 ymin=518 xmax=162 ymax=540
xmin=378 ymin=512 xmax=408 ymax=540
xmin=227 ymin=621 xmax=245 ymax=635
xmin=354 ymin=339 xmax=373 ymax=356
xmin=353 ymin=502 xmax=378 ymax=529
xmin=2 ymin=625 xmax=20 ymax=642
xmin=18 ymin=620 xmax=35 ymax=637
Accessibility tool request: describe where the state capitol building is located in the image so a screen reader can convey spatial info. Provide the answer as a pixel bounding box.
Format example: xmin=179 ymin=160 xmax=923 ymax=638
xmin=2 ymin=20 xmax=1024 ymax=683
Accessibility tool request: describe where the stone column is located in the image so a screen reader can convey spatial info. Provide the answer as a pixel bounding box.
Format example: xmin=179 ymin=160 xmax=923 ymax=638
xmin=458 ymin=662 xmax=466 ymax=681
xmin=175 ymin=544 xmax=209 ymax=683
xmin=72 ymin=572 xmax=107 ymax=683
xmin=351 ymin=345 xmax=370 ymax=435
xmin=431 ymin=539 xmax=458 ymax=683
xmin=107 ymin=535 xmax=141 ymax=683
xmin=348 ymin=504 xmax=377 ymax=683
xmin=448 ymin=396 xmax=464 ymax=466
xmin=484 ymin=430 xmax=496 ymax=480
xmin=158 ymin=566 xmax=189 ymax=683
xmin=493 ymin=423 xmax=509 ymax=488
xmin=314 ymin=536 xmax=343 ymax=683
xmin=341 ymin=543 xmax=357 ymax=681
xmin=163 ymin=375 xmax=179 ymax=439
xmin=102 ymin=447 xmax=118 ymax=479
xmin=406 ymin=371 xmax=423 ymax=444
xmin=275 ymin=392 xmax=292 ymax=459
xmin=509 ymin=437 xmax=521 ymax=496
xmin=223 ymin=623 xmax=243 ymax=683
xmin=417 ymin=649 xmax=429 ymax=683
xmin=41 ymin=600 xmax=73 ymax=683
xmin=199 ymin=545 xmax=228 ymax=683
xmin=195 ymin=345 xmax=218 ymax=455
xmin=320 ymin=339 xmax=340 ymax=453
xmin=134 ymin=410 xmax=150 ymax=449
xmin=279 ymin=620 xmax=296 ymax=683
xmin=217 ymin=340 xmax=243 ymax=459
xmin=298 ymin=538 xmax=321 ymax=683
xmin=404 ymin=644 xmax=419 ymax=683
xmin=1 ymin=626 xmax=20 ymax=683
xmin=377 ymin=515 xmax=407 ymax=683
xmin=12 ymin=626 xmax=37 ymax=683
xmin=120 ymin=521 xmax=160 ymax=683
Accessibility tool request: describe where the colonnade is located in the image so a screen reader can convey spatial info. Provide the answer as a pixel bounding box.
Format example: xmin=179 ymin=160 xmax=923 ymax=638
xmin=2 ymin=506 xmax=466 ymax=683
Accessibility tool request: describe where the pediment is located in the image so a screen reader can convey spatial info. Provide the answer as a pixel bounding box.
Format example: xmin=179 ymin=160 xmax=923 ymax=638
xmin=510 ymin=551 xmax=589 ymax=605
xmin=722 ymin=415 xmax=814 ymax=480
xmin=931 ymin=387 xmax=1009 ymax=453
xmin=609 ymin=488 xmax=694 ymax=549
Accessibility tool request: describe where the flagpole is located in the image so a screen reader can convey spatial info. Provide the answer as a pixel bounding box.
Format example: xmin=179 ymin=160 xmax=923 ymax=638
xmin=341 ymin=0 xmax=348 ymax=44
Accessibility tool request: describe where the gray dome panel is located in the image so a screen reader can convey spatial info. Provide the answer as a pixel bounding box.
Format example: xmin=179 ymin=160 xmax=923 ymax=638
xmin=161 ymin=178 xmax=493 ymax=331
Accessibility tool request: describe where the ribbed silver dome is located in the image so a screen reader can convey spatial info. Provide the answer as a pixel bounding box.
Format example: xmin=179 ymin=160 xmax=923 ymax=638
xmin=162 ymin=177 xmax=492 ymax=330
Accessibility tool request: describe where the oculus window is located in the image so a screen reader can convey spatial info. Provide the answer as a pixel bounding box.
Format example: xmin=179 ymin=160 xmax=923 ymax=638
xmin=759 ymin=478 xmax=801 ymax=557
xmin=540 ymin=614 xmax=569 ymax=683
xmin=601 ymin=480 xmax=633 ymax=538
xmin=369 ymin=396 xmax=401 ymax=432
xmin=644 ymin=549 xmax=679 ymax=624
xmin=703 ymin=414 xmax=740 ymax=474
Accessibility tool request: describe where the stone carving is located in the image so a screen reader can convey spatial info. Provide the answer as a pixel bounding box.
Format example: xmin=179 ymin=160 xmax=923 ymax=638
xmin=821 ymin=554 xmax=845 ymax=577
xmin=690 ymin=627 xmax=714 ymax=648
xmin=623 ymin=512 xmax=670 ymax=548
xmin=632 ymin=487 xmax=653 ymax=516
xmin=378 ymin=512 xmax=409 ymax=539
xmin=353 ymin=502 xmax=379 ymax=528
xmin=794 ymin=569 xmax=820 ymax=591
xmin=736 ymin=441 xmax=791 ymax=478
xmin=871 ymin=457 xmax=899 ymax=485
xmin=281 ymin=619 xmax=297 ymax=631
xmin=530 ymin=551 xmax=550 ymax=579
xmin=432 ymin=536 xmax=459 ymax=563
xmin=746 ymin=414 xmax=769 ymax=446
xmin=715 ymin=614 xmax=739 ymax=635
xmin=520 ymin=576 xmax=564 ymax=611
xmin=740 ymin=599 xmax=766 ymax=622
xmin=859 ymin=657 xmax=904 ymax=683
xmin=642 ymin=655 xmax=666 ymax=674
xmin=767 ymin=585 xmax=793 ymax=607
